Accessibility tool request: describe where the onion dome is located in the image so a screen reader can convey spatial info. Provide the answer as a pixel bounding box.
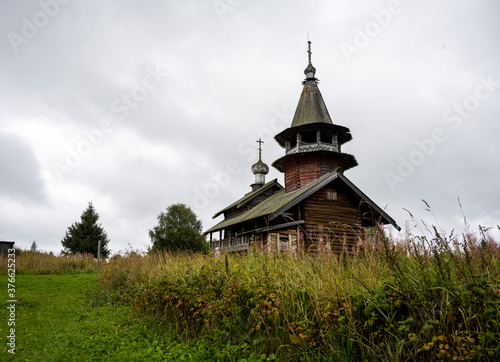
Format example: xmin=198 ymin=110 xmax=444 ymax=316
xmin=303 ymin=41 xmax=317 ymax=81
xmin=252 ymin=159 xmax=269 ymax=175
xmin=251 ymin=138 xmax=269 ymax=191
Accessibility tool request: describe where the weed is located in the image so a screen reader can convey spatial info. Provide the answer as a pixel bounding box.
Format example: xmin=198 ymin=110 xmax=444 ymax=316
xmin=97 ymin=220 xmax=500 ymax=360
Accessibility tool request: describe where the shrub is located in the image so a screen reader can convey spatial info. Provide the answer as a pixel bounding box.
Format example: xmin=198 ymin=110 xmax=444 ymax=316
xmin=98 ymin=225 xmax=500 ymax=360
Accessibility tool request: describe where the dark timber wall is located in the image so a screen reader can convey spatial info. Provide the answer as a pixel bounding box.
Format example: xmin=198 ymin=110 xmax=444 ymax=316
xmin=302 ymin=184 xmax=361 ymax=253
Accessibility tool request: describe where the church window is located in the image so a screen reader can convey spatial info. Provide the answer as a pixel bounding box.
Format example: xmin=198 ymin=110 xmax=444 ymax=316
xmin=326 ymin=191 xmax=337 ymax=200
xmin=301 ymin=131 xmax=316 ymax=144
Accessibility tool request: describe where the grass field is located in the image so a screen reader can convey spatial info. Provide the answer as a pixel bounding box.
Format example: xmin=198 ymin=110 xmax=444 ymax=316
xmin=1 ymin=223 xmax=499 ymax=361
xmin=98 ymin=227 xmax=500 ymax=361
xmin=0 ymin=272 xmax=250 ymax=361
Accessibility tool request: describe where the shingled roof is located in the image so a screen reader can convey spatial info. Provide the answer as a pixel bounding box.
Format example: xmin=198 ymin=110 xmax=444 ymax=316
xmin=290 ymin=80 xmax=334 ymax=127
xmin=212 ymin=178 xmax=283 ymax=219
xmin=204 ymin=171 xmax=400 ymax=234
xmin=274 ymin=44 xmax=353 ymax=148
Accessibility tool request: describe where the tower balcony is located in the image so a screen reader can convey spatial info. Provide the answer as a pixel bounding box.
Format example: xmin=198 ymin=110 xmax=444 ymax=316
xmin=286 ymin=141 xmax=339 ymax=155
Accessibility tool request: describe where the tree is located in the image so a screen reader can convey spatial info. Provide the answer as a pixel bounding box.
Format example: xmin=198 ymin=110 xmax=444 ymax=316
xmin=61 ymin=202 xmax=110 ymax=258
xmin=30 ymin=241 xmax=38 ymax=252
xmin=149 ymin=203 xmax=205 ymax=252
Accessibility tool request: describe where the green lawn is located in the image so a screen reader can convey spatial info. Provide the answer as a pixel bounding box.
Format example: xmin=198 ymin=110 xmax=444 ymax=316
xmin=0 ymin=273 xmax=223 ymax=361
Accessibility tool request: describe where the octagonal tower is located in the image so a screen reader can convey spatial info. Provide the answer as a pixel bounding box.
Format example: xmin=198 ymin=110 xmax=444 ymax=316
xmin=272 ymin=42 xmax=358 ymax=193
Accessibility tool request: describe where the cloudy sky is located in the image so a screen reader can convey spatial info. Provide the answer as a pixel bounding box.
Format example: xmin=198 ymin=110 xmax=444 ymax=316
xmin=1 ymin=0 xmax=499 ymax=253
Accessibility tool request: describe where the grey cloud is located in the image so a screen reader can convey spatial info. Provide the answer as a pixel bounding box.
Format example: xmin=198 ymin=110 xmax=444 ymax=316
xmin=0 ymin=133 xmax=46 ymax=203
xmin=0 ymin=0 xmax=499 ymax=252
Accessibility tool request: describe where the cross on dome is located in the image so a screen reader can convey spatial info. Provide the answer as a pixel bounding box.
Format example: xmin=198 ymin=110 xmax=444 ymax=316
xmin=304 ymin=40 xmax=317 ymax=80
xmin=256 ymin=138 xmax=264 ymax=160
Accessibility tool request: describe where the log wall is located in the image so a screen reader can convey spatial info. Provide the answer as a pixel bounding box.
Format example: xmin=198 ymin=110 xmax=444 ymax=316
xmin=303 ymin=184 xmax=362 ymax=253
xmin=284 ymin=153 xmax=350 ymax=193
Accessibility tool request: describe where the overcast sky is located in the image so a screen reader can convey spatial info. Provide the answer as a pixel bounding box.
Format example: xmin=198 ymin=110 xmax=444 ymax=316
xmin=1 ymin=0 xmax=499 ymax=253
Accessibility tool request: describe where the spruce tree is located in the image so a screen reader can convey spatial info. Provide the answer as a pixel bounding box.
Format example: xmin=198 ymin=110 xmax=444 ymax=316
xmin=61 ymin=202 xmax=110 ymax=257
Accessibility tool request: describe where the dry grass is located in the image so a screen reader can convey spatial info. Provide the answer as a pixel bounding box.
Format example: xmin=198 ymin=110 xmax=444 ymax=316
xmin=97 ymin=224 xmax=500 ymax=361
xmin=2 ymin=220 xmax=499 ymax=360
xmin=0 ymin=250 xmax=98 ymax=274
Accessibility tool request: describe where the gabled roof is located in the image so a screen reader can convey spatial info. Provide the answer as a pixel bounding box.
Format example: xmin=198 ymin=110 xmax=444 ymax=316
xmin=212 ymin=178 xmax=283 ymax=219
xmin=204 ymin=171 xmax=400 ymax=234
xmin=204 ymin=175 xmax=320 ymax=234
xmin=334 ymin=173 xmax=400 ymax=231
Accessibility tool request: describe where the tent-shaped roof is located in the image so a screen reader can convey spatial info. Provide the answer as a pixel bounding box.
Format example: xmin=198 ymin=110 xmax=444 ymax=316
xmin=274 ymin=43 xmax=353 ymax=148
xmin=290 ymin=80 xmax=333 ymax=127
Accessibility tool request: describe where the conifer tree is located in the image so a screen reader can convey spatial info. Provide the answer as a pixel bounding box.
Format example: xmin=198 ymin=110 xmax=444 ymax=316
xmin=61 ymin=202 xmax=110 ymax=257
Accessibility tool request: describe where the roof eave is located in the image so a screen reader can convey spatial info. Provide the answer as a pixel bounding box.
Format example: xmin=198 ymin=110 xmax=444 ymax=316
xmin=211 ymin=178 xmax=282 ymax=219
xmin=336 ymin=173 xmax=401 ymax=231
xmin=269 ymin=172 xmax=340 ymax=220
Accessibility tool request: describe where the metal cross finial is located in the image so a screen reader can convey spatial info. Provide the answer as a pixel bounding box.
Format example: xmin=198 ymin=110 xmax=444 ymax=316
xmin=307 ymin=40 xmax=312 ymax=64
xmin=256 ymin=138 xmax=264 ymax=160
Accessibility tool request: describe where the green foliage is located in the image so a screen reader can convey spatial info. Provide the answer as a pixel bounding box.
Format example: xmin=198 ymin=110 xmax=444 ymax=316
xmin=100 ymin=223 xmax=500 ymax=361
xmin=30 ymin=240 xmax=37 ymax=251
xmin=0 ymin=273 xmax=279 ymax=361
xmin=61 ymin=202 xmax=110 ymax=258
xmin=149 ymin=203 xmax=205 ymax=253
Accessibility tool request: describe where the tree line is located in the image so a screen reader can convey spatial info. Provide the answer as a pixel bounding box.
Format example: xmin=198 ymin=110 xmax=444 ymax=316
xmin=61 ymin=202 xmax=205 ymax=257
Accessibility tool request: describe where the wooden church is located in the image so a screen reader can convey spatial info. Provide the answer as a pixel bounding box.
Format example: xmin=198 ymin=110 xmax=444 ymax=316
xmin=205 ymin=42 xmax=400 ymax=253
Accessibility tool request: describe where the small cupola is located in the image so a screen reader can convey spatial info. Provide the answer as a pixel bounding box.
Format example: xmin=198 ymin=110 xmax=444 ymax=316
xmin=304 ymin=40 xmax=317 ymax=81
xmin=251 ymin=138 xmax=269 ymax=191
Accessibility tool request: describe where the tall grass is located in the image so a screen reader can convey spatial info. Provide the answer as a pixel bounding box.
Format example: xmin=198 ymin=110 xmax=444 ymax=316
xmin=99 ymin=225 xmax=500 ymax=361
xmin=0 ymin=250 xmax=98 ymax=274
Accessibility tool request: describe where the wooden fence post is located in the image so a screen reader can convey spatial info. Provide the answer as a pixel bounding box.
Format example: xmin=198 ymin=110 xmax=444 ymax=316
xmin=97 ymin=239 xmax=101 ymax=271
